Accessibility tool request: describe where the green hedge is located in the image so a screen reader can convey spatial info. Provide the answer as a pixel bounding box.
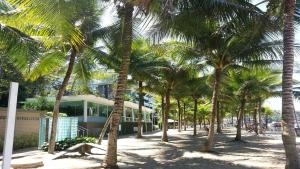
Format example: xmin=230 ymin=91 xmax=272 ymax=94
xmin=41 ymin=137 xmax=96 ymax=151
xmin=0 ymin=134 xmax=38 ymax=152
xmin=23 ymin=97 xmax=54 ymax=111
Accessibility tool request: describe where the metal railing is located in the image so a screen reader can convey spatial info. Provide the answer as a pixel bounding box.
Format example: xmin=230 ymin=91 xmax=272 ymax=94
xmin=121 ymin=116 xmax=151 ymax=123
xmin=78 ymin=126 xmax=88 ymax=137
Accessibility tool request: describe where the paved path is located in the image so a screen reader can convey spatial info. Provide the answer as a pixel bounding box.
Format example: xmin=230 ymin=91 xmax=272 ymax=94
xmin=1 ymin=127 xmax=299 ymax=169
xmin=114 ymin=128 xmax=291 ymax=169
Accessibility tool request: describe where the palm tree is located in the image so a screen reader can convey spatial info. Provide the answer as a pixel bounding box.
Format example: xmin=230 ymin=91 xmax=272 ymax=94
xmin=281 ymin=0 xmax=300 ymax=167
xmin=102 ymin=0 xmax=160 ymax=167
xmin=129 ymin=38 xmax=164 ymax=138
xmin=144 ymin=75 xmax=168 ymax=133
xmin=223 ymin=68 xmax=281 ymax=141
xmin=2 ymin=0 xmax=108 ymax=153
xmin=153 ymin=42 xmax=193 ymax=141
xmin=172 ymin=80 xmax=190 ymax=132
xmin=185 ymin=77 xmax=210 ymax=136
xmin=43 ymin=1 xmax=106 ymax=153
xmin=103 ymin=2 xmax=133 ymax=167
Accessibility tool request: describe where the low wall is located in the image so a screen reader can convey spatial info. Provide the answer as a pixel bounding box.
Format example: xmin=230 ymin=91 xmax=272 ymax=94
xmin=0 ymin=107 xmax=44 ymax=137
xmin=0 ymin=107 xmax=44 ymax=151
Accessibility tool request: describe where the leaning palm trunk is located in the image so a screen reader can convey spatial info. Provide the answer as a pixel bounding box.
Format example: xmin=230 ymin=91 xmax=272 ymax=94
xmin=104 ymin=3 xmax=133 ymax=168
xmin=235 ymin=97 xmax=246 ymax=141
xmin=203 ymin=68 xmax=221 ymax=151
xmin=137 ymin=81 xmax=143 ymax=138
xmin=193 ymin=98 xmax=198 ymax=136
xmin=48 ymin=48 xmax=77 ymax=154
xmin=282 ymin=0 xmax=299 ymax=168
xmin=98 ymin=112 xmax=112 ymax=144
xmin=162 ymin=88 xmax=171 ymax=142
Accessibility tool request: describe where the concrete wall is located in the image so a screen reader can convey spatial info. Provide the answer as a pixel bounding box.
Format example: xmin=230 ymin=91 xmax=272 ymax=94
xmin=0 ymin=107 xmax=44 ymax=137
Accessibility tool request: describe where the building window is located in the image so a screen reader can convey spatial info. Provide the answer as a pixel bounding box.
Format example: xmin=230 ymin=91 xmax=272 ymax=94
xmin=88 ymin=102 xmax=98 ymax=116
xmin=99 ymin=105 xmax=107 ymax=117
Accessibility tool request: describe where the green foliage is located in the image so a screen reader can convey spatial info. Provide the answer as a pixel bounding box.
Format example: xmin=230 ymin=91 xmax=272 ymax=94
xmin=41 ymin=137 xmax=96 ymax=152
xmin=23 ymin=97 xmax=54 ymax=111
xmin=262 ymin=106 xmax=273 ymax=116
xmin=0 ymin=55 xmax=49 ymax=107
xmin=0 ymin=134 xmax=38 ymax=152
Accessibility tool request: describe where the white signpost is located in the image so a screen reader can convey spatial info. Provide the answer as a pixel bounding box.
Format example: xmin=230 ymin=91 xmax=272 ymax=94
xmin=2 ymin=82 xmax=19 ymax=169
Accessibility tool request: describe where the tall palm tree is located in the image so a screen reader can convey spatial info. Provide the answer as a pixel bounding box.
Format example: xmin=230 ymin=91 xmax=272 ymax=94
xmin=281 ymin=0 xmax=300 ymax=168
xmin=2 ymin=0 xmax=108 ymax=153
xmin=172 ymin=85 xmax=188 ymax=132
xmin=152 ymin=42 xmax=193 ymax=142
xmin=42 ymin=1 xmax=106 ymax=153
xmin=184 ymin=77 xmax=210 ymax=136
xmin=129 ymin=38 xmax=164 ymax=138
xmin=102 ymin=0 xmax=161 ymax=167
xmin=103 ymin=2 xmax=134 ymax=167
xmin=223 ymin=68 xmax=281 ymax=141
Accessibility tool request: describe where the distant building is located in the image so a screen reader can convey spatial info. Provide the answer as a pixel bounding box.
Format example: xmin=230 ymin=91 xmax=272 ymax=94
xmin=26 ymin=95 xmax=156 ymax=147
xmin=90 ymin=76 xmax=155 ymax=109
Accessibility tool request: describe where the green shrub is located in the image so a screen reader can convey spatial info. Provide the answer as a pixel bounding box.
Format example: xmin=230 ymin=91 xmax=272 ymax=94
xmin=0 ymin=134 xmax=38 ymax=152
xmin=23 ymin=97 xmax=54 ymax=111
xmin=41 ymin=137 xmax=96 ymax=151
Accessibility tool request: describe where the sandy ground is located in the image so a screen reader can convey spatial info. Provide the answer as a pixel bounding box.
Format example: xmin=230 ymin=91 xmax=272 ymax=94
xmin=1 ymin=127 xmax=299 ymax=169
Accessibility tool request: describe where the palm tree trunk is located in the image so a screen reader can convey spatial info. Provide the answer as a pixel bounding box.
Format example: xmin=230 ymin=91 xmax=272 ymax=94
xmin=48 ymin=48 xmax=77 ymax=154
xmin=162 ymin=88 xmax=171 ymax=142
xmin=161 ymin=94 xmax=165 ymax=130
xmin=177 ymin=99 xmax=182 ymax=132
xmin=265 ymin=114 xmax=268 ymax=129
xmin=104 ymin=3 xmax=133 ymax=169
xmin=183 ymin=103 xmax=186 ymax=131
xmin=253 ymin=105 xmax=258 ymax=135
xmin=193 ymin=98 xmax=198 ymax=136
xmin=173 ymin=112 xmax=176 ymax=129
xmin=235 ymin=97 xmax=246 ymax=141
xmin=98 ymin=112 xmax=112 ymax=144
xmin=243 ymin=114 xmax=247 ymax=129
xmin=258 ymin=100 xmax=263 ymax=134
xmin=282 ymin=0 xmax=299 ymax=168
xmin=199 ymin=116 xmax=202 ymax=129
xmin=203 ymin=68 xmax=221 ymax=151
xmin=137 ymin=80 xmax=143 ymax=138
xmin=217 ymin=101 xmax=222 ymax=133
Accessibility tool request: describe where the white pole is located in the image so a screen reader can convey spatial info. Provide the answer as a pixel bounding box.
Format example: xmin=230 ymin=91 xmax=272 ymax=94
xmin=131 ymin=108 xmax=134 ymax=122
xmin=83 ymin=100 xmax=87 ymax=122
xmin=123 ymin=106 xmax=126 ymax=122
xmin=2 ymin=82 xmax=19 ymax=169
